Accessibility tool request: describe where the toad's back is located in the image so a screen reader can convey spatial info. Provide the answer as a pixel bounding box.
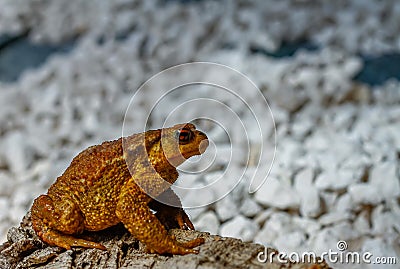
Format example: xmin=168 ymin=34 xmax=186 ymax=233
xmin=47 ymin=137 xmax=133 ymax=230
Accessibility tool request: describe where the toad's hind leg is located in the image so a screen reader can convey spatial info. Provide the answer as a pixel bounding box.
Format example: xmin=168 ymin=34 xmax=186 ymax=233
xmin=31 ymin=194 xmax=106 ymax=250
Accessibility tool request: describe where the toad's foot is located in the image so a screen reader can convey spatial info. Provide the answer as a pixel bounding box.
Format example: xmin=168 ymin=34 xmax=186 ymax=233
xmin=38 ymin=228 xmax=107 ymax=250
xmin=148 ymin=236 xmax=205 ymax=255
xmin=175 ymin=237 xmax=205 ymax=248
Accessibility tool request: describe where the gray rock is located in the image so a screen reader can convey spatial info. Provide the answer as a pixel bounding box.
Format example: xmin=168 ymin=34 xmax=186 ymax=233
xmin=318 ymin=212 xmax=353 ymax=226
xmin=0 ymin=172 xmax=15 ymax=196
xmin=319 ymin=191 xmax=338 ymax=211
xmin=329 ymin=104 xmax=357 ymax=131
xmin=0 ymin=198 xmax=10 ymax=222
xmin=11 ymin=183 xmax=40 ymax=208
xmin=353 ymin=211 xmax=371 ymax=234
xmin=361 ymin=238 xmax=399 ymax=269
xmin=274 ymin=231 xmax=307 ymax=253
xmin=203 ymin=171 xmax=233 ymax=200
xmin=8 ymin=205 xmax=27 ymax=225
xmin=255 ymin=177 xmax=300 ymax=209
xmin=254 ymin=212 xmax=291 ymax=246
xmin=370 ymin=162 xmax=400 ymax=201
xmin=335 ymin=193 xmax=354 ymax=213
xmin=304 ymin=130 xmax=331 ymax=152
xmin=298 ymin=188 xmax=320 ymax=218
xmin=0 ymin=212 xmax=330 ymax=269
xmin=215 ymin=195 xmax=237 ymax=222
xmin=4 ymin=131 xmax=31 ymax=176
xmin=371 ymin=204 xmax=400 ymax=235
xmin=292 ymin=217 xmax=321 ymax=236
xmin=239 ymin=197 xmax=262 ymax=217
xmin=253 ymin=209 xmax=274 ymax=227
xmin=348 ymin=183 xmax=382 ymax=205
xmin=194 ymin=212 xmax=219 ymax=235
xmin=294 ymin=168 xmax=321 ymax=217
xmin=315 ymin=169 xmax=356 ymax=190
xmin=290 ymin=118 xmax=313 ymax=139
xmin=309 ymin=228 xmax=340 ymax=256
xmin=275 ymin=137 xmax=304 ymax=169
xmin=219 ymin=215 xmax=258 ymax=242
xmin=185 ymin=207 xmax=206 ymax=223
xmin=314 ymin=152 xmax=339 ymax=172
xmin=180 ymin=186 xmax=216 ymax=211
xmin=331 ymin=221 xmax=360 ymax=242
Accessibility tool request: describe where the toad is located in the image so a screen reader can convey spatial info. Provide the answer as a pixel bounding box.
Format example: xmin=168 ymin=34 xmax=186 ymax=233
xmin=31 ymin=123 xmax=209 ymax=255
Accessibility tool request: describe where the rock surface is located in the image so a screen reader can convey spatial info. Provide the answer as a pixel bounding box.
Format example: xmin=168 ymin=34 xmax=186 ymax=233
xmin=0 ymin=212 xmax=330 ymax=269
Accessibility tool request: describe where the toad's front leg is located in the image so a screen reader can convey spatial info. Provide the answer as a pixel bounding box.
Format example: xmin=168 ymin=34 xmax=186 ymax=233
xmin=116 ymin=181 xmax=204 ymax=255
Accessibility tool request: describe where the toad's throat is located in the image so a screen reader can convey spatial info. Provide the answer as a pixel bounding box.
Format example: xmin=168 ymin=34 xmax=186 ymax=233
xmin=165 ymin=148 xmax=207 ymax=167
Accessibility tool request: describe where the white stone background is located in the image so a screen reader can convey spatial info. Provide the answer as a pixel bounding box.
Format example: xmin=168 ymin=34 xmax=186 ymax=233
xmin=0 ymin=0 xmax=399 ymax=268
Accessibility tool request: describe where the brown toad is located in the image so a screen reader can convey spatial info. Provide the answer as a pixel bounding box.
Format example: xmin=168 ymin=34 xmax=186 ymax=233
xmin=31 ymin=123 xmax=209 ymax=255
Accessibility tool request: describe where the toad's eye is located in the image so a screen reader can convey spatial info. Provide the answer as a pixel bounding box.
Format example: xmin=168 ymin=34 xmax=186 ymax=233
xmin=175 ymin=128 xmax=193 ymax=144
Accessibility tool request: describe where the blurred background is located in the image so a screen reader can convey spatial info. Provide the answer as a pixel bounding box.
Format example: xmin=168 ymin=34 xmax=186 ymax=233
xmin=0 ymin=1 xmax=399 ymax=268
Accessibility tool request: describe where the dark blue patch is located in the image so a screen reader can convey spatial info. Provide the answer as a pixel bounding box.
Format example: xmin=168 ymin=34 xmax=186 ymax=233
xmin=0 ymin=34 xmax=76 ymax=83
xmin=250 ymin=38 xmax=400 ymax=87
xmin=353 ymin=53 xmax=400 ymax=86
xmin=161 ymin=0 xmax=204 ymax=4
xmin=249 ymin=40 xmax=319 ymax=58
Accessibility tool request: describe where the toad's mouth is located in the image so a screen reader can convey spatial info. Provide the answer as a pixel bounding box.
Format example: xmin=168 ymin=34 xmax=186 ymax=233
xmin=182 ymin=139 xmax=209 ymax=157
xmin=168 ymin=139 xmax=209 ymax=165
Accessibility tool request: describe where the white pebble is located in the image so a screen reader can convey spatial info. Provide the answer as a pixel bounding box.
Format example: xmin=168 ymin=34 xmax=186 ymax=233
xmin=294 ymin=168 xmax=321 ymax=217
xmin=255 ymin=177 xmax=300 ymax=209
xmin=219 ymin=215 xmax=258 ymax=242
xmin=292 ymin=217 xmax=321 ymax=235
xmin=4 ymin=131 xmax=31 ymax=176
xmin=0 ymin=197 xmax=10 ymax=221
xmin=353 ymin=211 xmax=371 ymax=234
xmin=319 ymin=191 xmax=338 ymax=211
xmin=194 ymin=211 xmax=219 ymax=235
xmin=370 ymin=162 xmax=400 ymax=201
xmin=185 ymin=207 xmax=206 ymax=221
xmin=0 ymin=172 xmax=15 ymax=196
xmin=274 ymin=231 xmax=307 ymax=254
xmin=348 ymin=183 xmax=382 ymax=205
xmin=315 ymin=169 xmax=356 ymax=190
xmin=335 ymin=193 xmax=354 ymax=213
xmin=318 ymin=212 xmax=353 ymax=226
xmin=361 ymin=238 xmax=399 ymax=269
xmin=254 ymin=212 xmax=292 ymax=246
xmin=8 ymin=204 xmax=27 ymax=224
xmin=253 ymin=209 xmax=274 ymax=226
xmin=371 ymin=204 xmax=400 ymax=235
xmin=239 ymin=197 xmax=262 ymax=217
xmin=291 ymin=118 xmax=313 ymax=139
xmin=215 ymin=194 xmax=237 ymax=222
